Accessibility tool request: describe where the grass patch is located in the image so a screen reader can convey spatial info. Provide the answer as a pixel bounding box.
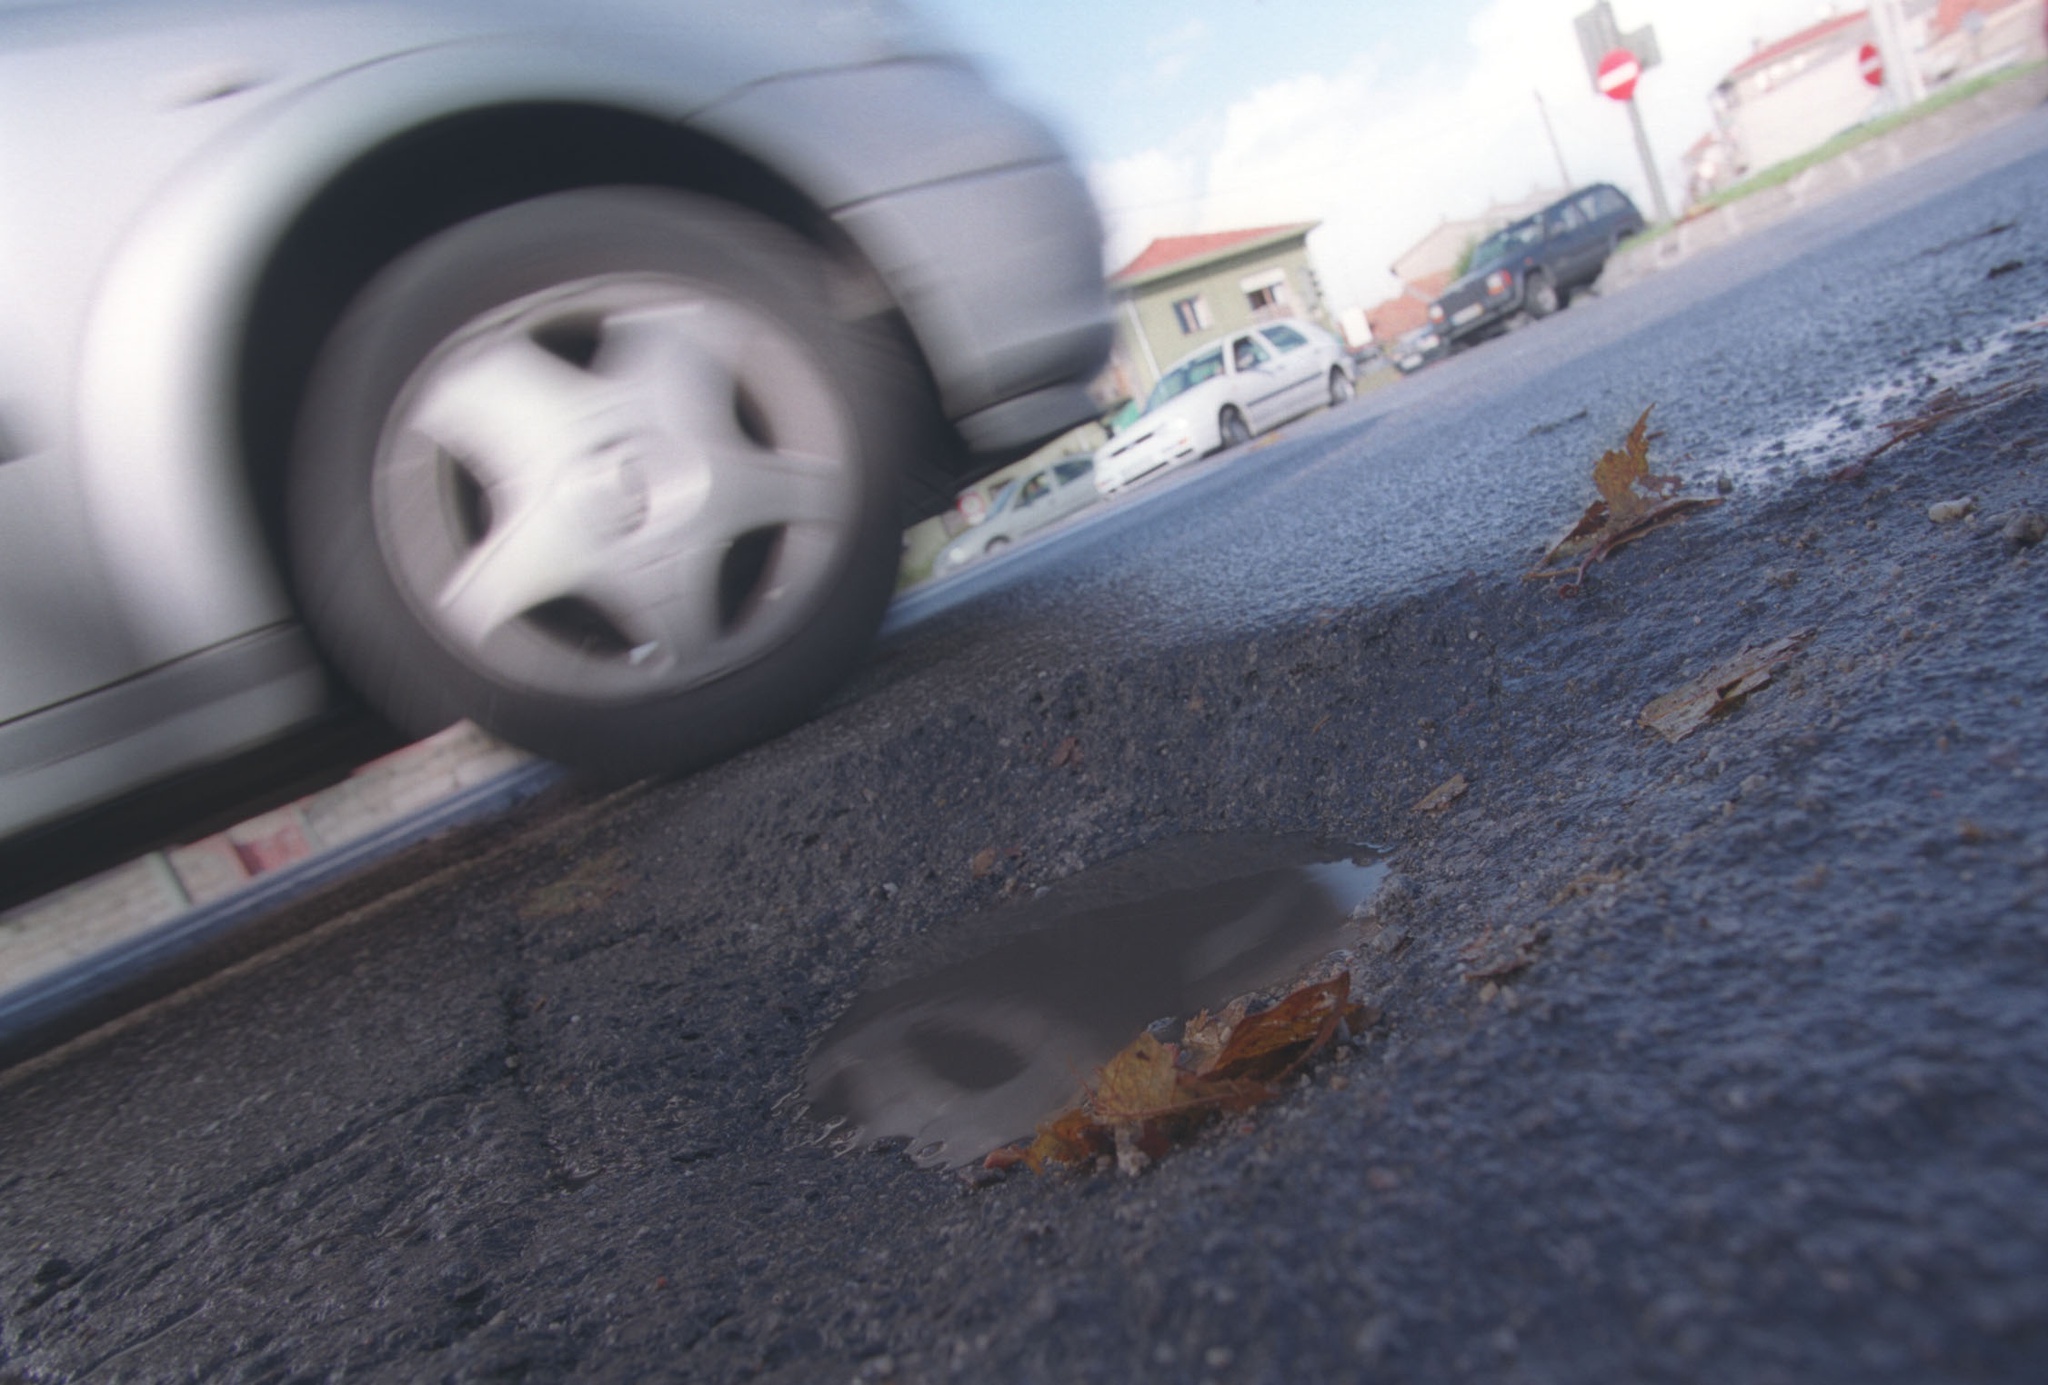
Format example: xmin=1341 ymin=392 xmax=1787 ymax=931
xmin=1618 ymin=60 xmax=2045 ymax=252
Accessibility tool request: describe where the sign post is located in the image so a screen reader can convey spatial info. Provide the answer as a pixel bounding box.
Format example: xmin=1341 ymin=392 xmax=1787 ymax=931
xmin=1577 ymin=2 xmax=1672 ymax=225
xmin=1595 ymin=47 xmax=1672 ymax=224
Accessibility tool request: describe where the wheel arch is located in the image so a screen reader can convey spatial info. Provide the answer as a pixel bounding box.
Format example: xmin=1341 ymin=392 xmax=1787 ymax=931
xmin=73 ymin=49 xmax=957 ymax=669
xmin=235 ymin=100 xmax=903 ymax=586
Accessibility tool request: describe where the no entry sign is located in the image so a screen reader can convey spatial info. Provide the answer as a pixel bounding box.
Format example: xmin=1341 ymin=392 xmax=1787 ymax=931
xmin=1858 ymin=41 xmax=1884 ymax=87
xmin=1596 ymin=47 xmax=1641 ymax=102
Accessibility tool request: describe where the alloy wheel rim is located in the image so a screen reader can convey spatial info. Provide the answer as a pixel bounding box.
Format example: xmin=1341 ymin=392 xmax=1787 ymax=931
xmin=370 ymin=274 xmax=858 ymax=701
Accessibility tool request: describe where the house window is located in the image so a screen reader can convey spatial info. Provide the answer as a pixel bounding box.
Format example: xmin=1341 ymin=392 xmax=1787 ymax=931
xmin=1239 ymin=267 xmax=1291 ymax=318
xmin=1172 ymin=294 xmax=1212 ymax=334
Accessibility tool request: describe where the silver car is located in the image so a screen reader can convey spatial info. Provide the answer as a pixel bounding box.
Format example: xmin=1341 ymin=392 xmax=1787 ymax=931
xmin=0 ymin=0 xmax=1111 ymax=838
xmin=931 ymin=456 xmax=1098 ymax=576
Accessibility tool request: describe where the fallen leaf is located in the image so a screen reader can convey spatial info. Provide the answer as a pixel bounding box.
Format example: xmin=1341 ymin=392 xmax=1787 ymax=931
xmin=1639 ymin=630 xmax=1815 ymax=743
xmin=1526 ymin=407 xmax=1721 ymax=592
xmin=1193 ymin=975 xmax=1357 ymax=1083
xmin=1413 ymin=773 xmax=1469 ymax=813
xmin=969 ymin=847 xmax=998 ymax=879
xmin=1019 ymin=972 xmax=1363 ymax=1175
xmin=1049 ymin=736 xmax=1083 ymax=768
xmin=1590 ymin=407 xmax=1682 ymax=527
xmin=1179 ymin=997 xmax=1249 ymax=1071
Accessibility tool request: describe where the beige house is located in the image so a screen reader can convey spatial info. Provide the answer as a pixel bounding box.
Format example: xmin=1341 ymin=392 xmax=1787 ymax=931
xmin=1107 ymin=223 xmax=1331 ymax=398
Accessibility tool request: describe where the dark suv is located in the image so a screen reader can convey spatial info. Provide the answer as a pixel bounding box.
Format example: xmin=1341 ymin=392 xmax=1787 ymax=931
xmin=1428 ymin=183 xmax=1645 ymax=347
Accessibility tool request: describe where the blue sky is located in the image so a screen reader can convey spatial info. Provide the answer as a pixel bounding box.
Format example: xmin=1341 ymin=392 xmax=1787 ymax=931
xmin=916 ymin=0 xmax=1845 ymax=309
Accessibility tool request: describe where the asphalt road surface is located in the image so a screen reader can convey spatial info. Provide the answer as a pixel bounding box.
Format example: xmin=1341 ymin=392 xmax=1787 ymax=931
xmin=5 ymin=107 xmax=2048 ymax=1384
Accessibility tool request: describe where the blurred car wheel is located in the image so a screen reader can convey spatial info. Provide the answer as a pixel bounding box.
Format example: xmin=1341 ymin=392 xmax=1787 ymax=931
xmin=1219 ymin=405 xmax=1251 ymax=449
xmin=288 ymin=188 xmax=911 ymax=779
xmin=1526 ymin=271 xmax=1561 ymax=319
xmin=1328 ymin=368 xmax=1354 ymax=406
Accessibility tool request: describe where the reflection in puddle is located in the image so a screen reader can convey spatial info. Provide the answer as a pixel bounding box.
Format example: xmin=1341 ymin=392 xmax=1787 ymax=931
xmin=806 ymin=836 xmax=1388 ymax=1168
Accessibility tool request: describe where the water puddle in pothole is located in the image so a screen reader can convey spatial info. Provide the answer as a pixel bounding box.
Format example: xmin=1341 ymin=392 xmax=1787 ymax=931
xmin=805 ymin=834 xmax=1389 ymax=1168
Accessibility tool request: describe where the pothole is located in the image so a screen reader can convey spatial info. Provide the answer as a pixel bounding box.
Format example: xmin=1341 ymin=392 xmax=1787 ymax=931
xmin=805 ymin=834 xmax=1389 ymax=1169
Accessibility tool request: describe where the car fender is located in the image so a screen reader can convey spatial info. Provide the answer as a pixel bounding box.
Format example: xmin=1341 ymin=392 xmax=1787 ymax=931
xmin=73 ymin=34 xmax=1093 ymax=667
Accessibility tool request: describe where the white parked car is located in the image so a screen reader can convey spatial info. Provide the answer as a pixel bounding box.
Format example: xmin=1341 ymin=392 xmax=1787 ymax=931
xmin=1093 ymin=319 xmax=1352 ymax=494
xmin=0 ymin=0 xmax=1112 ymax=840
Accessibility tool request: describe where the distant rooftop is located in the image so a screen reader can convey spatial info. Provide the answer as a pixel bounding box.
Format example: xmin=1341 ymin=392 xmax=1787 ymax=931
xmin=1109 ymin=223 xmax=1319 ymax=288
xmin=1725 ymin=9 xmax=1868 ymax=81
xmin=1931 ymin=0 xmax=2029 ymax=39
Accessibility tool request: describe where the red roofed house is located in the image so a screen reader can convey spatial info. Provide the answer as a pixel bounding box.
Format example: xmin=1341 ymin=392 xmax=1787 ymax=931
xmin=1708 ymin=9 xmax=1888 ymax=177
xmin=1107 ymin=222 xmax=1329 ymax=396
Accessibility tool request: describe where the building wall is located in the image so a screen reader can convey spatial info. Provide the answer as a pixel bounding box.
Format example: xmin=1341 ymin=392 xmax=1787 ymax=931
xmin=1925 ymin=0 xmax=2048 ymax=81
xmin=1720 ymin=17 xmax=1880 ymax=173
xmin=1115 ymin=239 xmax=1326 ymax=395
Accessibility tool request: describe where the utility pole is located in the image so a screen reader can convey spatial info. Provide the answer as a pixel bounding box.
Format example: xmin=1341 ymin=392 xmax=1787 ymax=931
xmin=1534 ymin=89 xmax=1573 ymax=191
xmin=1867 ymin=0 xmax=1927 ymax=107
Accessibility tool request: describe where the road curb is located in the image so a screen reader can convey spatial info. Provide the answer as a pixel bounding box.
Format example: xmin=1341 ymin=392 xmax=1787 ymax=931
xmin=1603 ymin=65 xmax=2048 ymax=295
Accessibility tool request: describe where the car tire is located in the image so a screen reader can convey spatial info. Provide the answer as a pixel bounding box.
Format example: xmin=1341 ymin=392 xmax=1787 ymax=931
xmin=1328 ymin=368 xmax=1354 ymax=406
xmin=287 ymin=188 xmax=919 ymax=779
xmin=1526 ymin=272 xmax=1561 ymax=319
xmin=1219 ymin=405 xmax=1252 ymax=449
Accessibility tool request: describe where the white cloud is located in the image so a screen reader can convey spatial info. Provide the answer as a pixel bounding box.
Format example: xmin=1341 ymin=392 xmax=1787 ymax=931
xmin=1088 ymin=147 xmax=1203 ymax=272
xmin=1090 ymin=0 xmax=1837 ymax=318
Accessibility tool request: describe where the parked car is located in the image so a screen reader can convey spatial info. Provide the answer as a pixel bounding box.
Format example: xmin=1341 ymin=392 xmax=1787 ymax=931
xmin=0 ymin=0 xmax=1112 ymax=840
xmin=1392 ymin=325 xmax=1449 ymax=374
xmin=1093 ymin=319 xmax=1353 ymax=494
xmin=1428 ymin=183 xmax=1645 ymax=346
xmin=932 ymin=457 xmax=1098 ymax=576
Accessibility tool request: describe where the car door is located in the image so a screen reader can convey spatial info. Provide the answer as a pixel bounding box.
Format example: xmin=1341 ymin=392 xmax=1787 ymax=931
xmin=1255 ymin=323 xmax=1326 ymax=420
xmin=1541 ymin=200 xmax=1597 ymax=290
xmin=1006 ymin=468 xmax=1060 ymax=536
xmin=1048 ymin=458 xmax=1097 ymax=520
xmin=1228 ymin=333 xmax=1288 ymax=431
xmin=1579 ymin=186 xmax=1638 ymax=264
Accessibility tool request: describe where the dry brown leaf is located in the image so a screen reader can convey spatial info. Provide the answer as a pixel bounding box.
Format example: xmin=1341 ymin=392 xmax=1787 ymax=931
xmin=1017 ymin=972 xmax=1362 ymax=1175
xmin=1639 ymin=630 xmax=1815 ymax=743
xmin=1413 ymin=773 xmax=1470 ymax=813
xmin=1179 ymin=997 xmax=1248 ymax=1071
xmin=1590 ymin=407 xmax=1682 ymax=526
xmin=969 ymin=847 xmax=998 ymax=878
xmin=1090 ymin=1032 xmax=1193 ymax=1123
xmin=1049 ymin=736 xmax=1083 ymax=768
xmin=1527 ymin=406 xmax=1721 ymax=593
xmin=1194 ymin=975 xmax=1356 ymax=1083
